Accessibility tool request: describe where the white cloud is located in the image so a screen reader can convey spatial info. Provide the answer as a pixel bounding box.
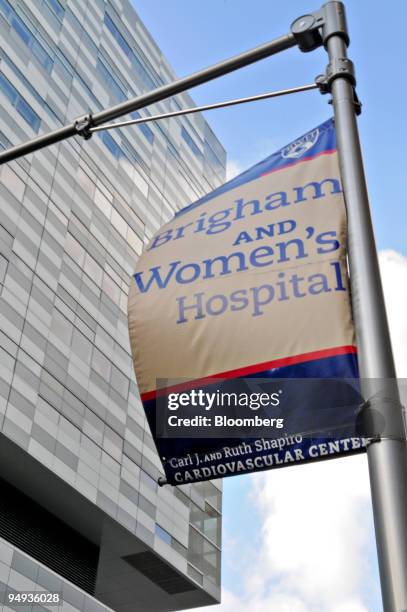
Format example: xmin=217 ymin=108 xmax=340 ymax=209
xmin=187 ymin=457 xmax=375 ymax=612
xmin=247 ymin=457 xmax=373 ymax=611
xmin=185 ymin=249 xmax=407 ymax=612
xmin=226 ymin=160 xmax=243 ymax=180
xmin=226 ymin=137 xmax=279 ymax=181
xmin=215 ymin=588 xmax=309 ymax=612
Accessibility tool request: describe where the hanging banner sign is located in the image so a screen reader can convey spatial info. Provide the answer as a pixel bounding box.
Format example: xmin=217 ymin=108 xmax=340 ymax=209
xmin=128 ymin=118 xmax=364 ymax=485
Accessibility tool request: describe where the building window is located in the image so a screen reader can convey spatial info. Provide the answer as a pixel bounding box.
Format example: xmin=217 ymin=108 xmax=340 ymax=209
xmin=102 ymin=272 xmax=121 ymax=304
xmin=54 ymin=56 xmax=72 ymax=84
xmin=191 ymin=480 xmax=221 ymax=511
xmin=97 ymin=58 xmax=126 ymax=102
xmin=32 ymin=39 xmax=53 ymax=72
xmin=188 ymin=526 xmax=220 ymax=586
xmin=71 ymin=328 xmax=92 ymax=365
xmin=140 ymin=470 xmax=157 ymax=491
xmin=187 ymin=563 xmax=203 ymax=585
xmin=16 ymin=96 xmax=39 ymax=128
xmin=110 ymin=208 xmax=127 ymax=238
xmin=98 ymin=131 xmax=122 ymax=160
xmin=45 ymin=0 xmax=65 ymax=20
xmin=181 ymin=126 xmax=203 ymax=160
xmin=0 ymin=2 xmax=54 ymax=73
xmin=103 ymin=12 xmax=156 ymax=91
xmin=11 ymin=13 xmax=31 ymax=45
xmin=84 ymin=253 xmax=103 ymax=286
xmin=130 ymin=111 xmax=154 ymax=145
xmin=127 ymin=226 xmax=143 ymax=255
xmin=155 ymin=524 xmax=172 ymax=545
xmin=0 ymin=0 xmax=11 ymax=18
xmin=131 ymin=52 xmax=156 ymax=91
xmin=190 ymin=501 xmax=221 ymax=546
xmin=94 ymin=187 xmax=112 ymax=219
xmin=0 ymin=72 xmax=17 ymax=105
xmin=92 ymin=347 xmax=111 ymax=380
xmin=204 ymin=140 xmax=225 ymax=178
xmin=0 ymin=72 xmax=40 ymax=132
xmin=104 ymin=13 xmax=132 ymax=60
xmin=50 ymin=309 xmax=73 ymax=346
xmin=65 ymin=232 xmax=85 ymax=267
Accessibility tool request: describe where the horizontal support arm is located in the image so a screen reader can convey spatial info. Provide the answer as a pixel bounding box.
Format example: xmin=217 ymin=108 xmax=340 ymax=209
xmin=0 ymin=32 xmax=297 ymax=165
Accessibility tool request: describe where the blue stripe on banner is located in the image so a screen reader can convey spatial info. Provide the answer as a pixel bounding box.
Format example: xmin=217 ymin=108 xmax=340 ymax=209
xmin=175 ymin=117 xmax=336 ymax=218
xmin=250 ymin=351 xmax=359 ymax=380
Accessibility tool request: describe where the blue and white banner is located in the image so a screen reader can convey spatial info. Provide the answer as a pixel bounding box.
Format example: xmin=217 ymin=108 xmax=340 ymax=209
xmin=128 ymin=118 xmax=363 ymax=485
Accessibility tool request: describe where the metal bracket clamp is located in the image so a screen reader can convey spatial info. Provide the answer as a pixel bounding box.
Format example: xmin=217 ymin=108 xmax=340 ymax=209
xmin=74 ymin=113 xmax=94 ymax=140
xmin=317 ymin=57 xmax=356 ymax=90
xmin=365 ymin=436 xmax=407 ymax=448
xmin=356 ymin=396 xmax=407 ymax=441
xmin=326 ymin=56 xmax=356 ymax=87
xmin=315 ymin=57 xmax=362 ymax=115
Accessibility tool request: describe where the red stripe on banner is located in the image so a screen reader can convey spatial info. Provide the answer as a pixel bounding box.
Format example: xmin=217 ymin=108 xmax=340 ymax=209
xmin=140 ymin=345 xmax=357 ymax=401
xmin=261 ymin=148 xmax=337 ymax=178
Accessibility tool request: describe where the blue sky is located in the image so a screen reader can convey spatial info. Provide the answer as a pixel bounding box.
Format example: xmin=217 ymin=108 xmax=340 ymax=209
xmin=130 ymin=2 xmax=407 ymax=610
xmin=133 ymin=0 xmax=407 ymax=257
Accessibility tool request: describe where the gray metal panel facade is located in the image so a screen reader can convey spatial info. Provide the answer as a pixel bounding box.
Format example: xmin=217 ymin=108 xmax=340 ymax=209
xmin=0 ymin=0 xmax=225 ymax=610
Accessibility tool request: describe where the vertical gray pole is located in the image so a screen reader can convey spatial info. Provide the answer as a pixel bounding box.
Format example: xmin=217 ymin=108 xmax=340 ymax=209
xmin=323 ymin=3 xmax=407 ymax=610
